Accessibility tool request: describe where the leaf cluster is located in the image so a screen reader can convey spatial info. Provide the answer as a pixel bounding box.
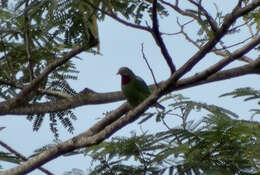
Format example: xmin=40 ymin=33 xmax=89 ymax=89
xmin=0 ymin=152 xmax=22 ymax=169
xmin=0 ymin=0 xmax=169 ymax=138
xmin=220 ymin=87 xmax=260 ymax=118
xmin=0 ymin=0 xmax=99 ymax=137
xmin=84 ymin=93 xmax=260 ymax=175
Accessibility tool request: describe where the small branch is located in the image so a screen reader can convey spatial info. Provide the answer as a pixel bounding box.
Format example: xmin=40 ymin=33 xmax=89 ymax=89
xmin=2 ymin=32 xmax=260 ymax=116
xmin=83 ymin=0 xmax=151 ymax=32
xmin=187 ymin=0 xmax=219 ymax=33
xmin=1 ymin=32 xmax=260 ymax=116
xmin=161 ymin=117 xmax=171 ymax=130
xmin=216 ymin=36 xmax=253 ymax=51
xmin=152 ymin=0 xmax=176 ymax=73
xmin=141 ymin=43 xmax=158 ymax=87
xmin=242 ymin=13 xmax=256 ymax=38
xmin=176 ymin=18 xmax=200 ymax=49
xmin=161 ymin=19 xmax=194 ymax=36
xmin=2 ymin=57 xmax=260 ymax=175
xmin=160 ymin=0 xmax=200 ymax=21
xmin=175 ymin=35 xmax=260 ymax=90
xmin=24 ymin=0 xmax=34 ymax=81
xmin=174 ymin=18 xmax=253 ymax=64
xmin=0 ymin=140 xmax=54 ymax=175
xmin=0 ymin=88 xmax=124 ymax=115
xmin=0 ymin=46 xmax=85 ymax=110
xmin=85 ymin=0 xmax=177 ymax=73
xmin=0 ymin=79 xmax=72 ymax=99
xmin=213 ymin=48 xmax=253 ymax=63
xmin=171 ymin=0 xmax=260 ymax=81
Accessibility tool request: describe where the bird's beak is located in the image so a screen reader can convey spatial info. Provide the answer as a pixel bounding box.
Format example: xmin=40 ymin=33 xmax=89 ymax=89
xmin=116 ymin=71 xmax=120 ymax=75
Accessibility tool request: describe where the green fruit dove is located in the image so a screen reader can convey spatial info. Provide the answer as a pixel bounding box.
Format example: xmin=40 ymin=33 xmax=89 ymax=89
xmin=117 ymin=67 xmax=164 ymax=110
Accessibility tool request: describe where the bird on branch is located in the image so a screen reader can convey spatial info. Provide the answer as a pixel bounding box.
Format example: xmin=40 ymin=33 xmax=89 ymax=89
xmin=117 ymin=67 xmax=164 ymax=110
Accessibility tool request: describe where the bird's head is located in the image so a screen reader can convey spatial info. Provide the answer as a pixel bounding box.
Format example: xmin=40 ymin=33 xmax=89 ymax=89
xmin=117 ymin=67 xmax=135 ymax=77
xmin=117 ymin=67 xmax=135 ymax=85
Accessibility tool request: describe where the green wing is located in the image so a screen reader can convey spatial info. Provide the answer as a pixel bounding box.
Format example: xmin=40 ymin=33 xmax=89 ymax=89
xmin=122 ymin=76 xmax=151 ymax=107
xmin=134 ymin=76 xmax=151 ymax=97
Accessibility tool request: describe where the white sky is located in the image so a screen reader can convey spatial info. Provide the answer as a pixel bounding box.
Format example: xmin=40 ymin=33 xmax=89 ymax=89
xmin=1 ymin=0 xmax=260 ymax=174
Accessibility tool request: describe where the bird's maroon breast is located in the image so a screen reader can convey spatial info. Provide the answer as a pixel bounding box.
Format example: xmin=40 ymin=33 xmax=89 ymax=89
xmin=121 ymin=75 xmax=131 ymax=85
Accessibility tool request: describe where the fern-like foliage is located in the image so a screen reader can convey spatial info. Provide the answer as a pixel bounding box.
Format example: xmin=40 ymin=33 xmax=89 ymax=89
xmin=139 ymin=93 xmax=239 ymax=126
xmin=220 ymin=87 xmax=260 ymax=103
xmin=0 ymin=127 xmax=22 ymax=167
xmin=244 ymin=7 xmax=260 ymax=40
xmin=86 ymin=115 xmax=260 ymax=175
xmin=0 ymin=0 xmax=169 ymax=138
xmin=83 ymin=93 xmax=260 ymax=175
xmin=220 ymin=87 xmax=260 ymax=118
xmin=105 ymin=0 xmax=168 ymax=24
xmin=63 ymin=168 xmax=86 ymax=175
xmin=0 ymin=152 xmax=22 ymax=168
xmin=0 ymin=0 xmax=98 ymax=137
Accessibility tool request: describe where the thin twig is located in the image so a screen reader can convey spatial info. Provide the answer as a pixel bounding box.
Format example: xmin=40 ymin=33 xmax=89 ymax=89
xmin=161 ymin=117 xmax=171 ymax=130
xmin=161 ymin=19 xmax=194 ymax=36
xmin=160 ymin=0 xmax=200 ymax=21
xmin=170 ymin=0 xmax=260 ymax=81
xmin=0 ymin=140 xmax=54 ymax=175
xmin=0 ymin=79 xmax=72 ymax=99
xmin=161 ymin=0 xmax=253 ymax=65
xmin=85 ymin=0 xmax=176 ymax=73
xmin=243 ymin=15 xmax=256 ymax=38
xmin=228 ymin=21 xmax=249 ymax=33
xmin=141 ymin=43 xmax=158 ymax=87
xmin=176 ymin=18 xmax=200 ymax=49
xmin=216 ymin=36 xmax=253 ymax=51
xmin=83 ymin=0 xmax=151 ymax=32
xmin=213 ymin=35 xmax=254 ymax=63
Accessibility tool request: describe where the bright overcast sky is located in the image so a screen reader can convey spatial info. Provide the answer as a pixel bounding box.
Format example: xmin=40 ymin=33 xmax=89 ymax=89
xmin=1 ymin=1 xmax=260 ymax=174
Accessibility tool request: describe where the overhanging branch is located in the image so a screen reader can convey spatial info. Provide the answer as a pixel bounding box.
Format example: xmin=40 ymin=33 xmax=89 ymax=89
xmin=3 ymin=56 xmax=260 ymax=175
xmin=152 ymin=0 xmax=176 ymax=73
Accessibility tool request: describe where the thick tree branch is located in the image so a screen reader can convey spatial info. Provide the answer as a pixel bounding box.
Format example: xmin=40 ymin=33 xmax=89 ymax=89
xmin=171 ymin=0 xmax=260 ymax=81
xmin=85 ymin=0 xmax=177 ymax=73
xmin=177 ymin=59 xmax=260 ymax=90
xmin=2 ymin=32 xmax=260 ymax=174
xmin=2 ymin=103 xmax=131 ymax=175
xmin=162 ymin=0 xmax=257 ymax=65
xmin=174 ymin=37 xmax=260 ymax=90
xmin=3 ymin=37 xmax=260 ymax=174
xmin=152 ymin=0 xmax=176 ymax=73
xmin=0 ymin=46 xmax=85 ymax=111
xmin=0 ymin=141 xmax=54 ymax=175
xmin=3 ymin=56 xmax=260 ymax=175
xmin=175 ymin=19 xmax=253 ymax=63
xmin=1 ymin=33 xmax=260 ymax=116
xmin=2 ymin=2 xmax=260 ymax=174
xmin=0 ymin=88 xmax=123 ymax=115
